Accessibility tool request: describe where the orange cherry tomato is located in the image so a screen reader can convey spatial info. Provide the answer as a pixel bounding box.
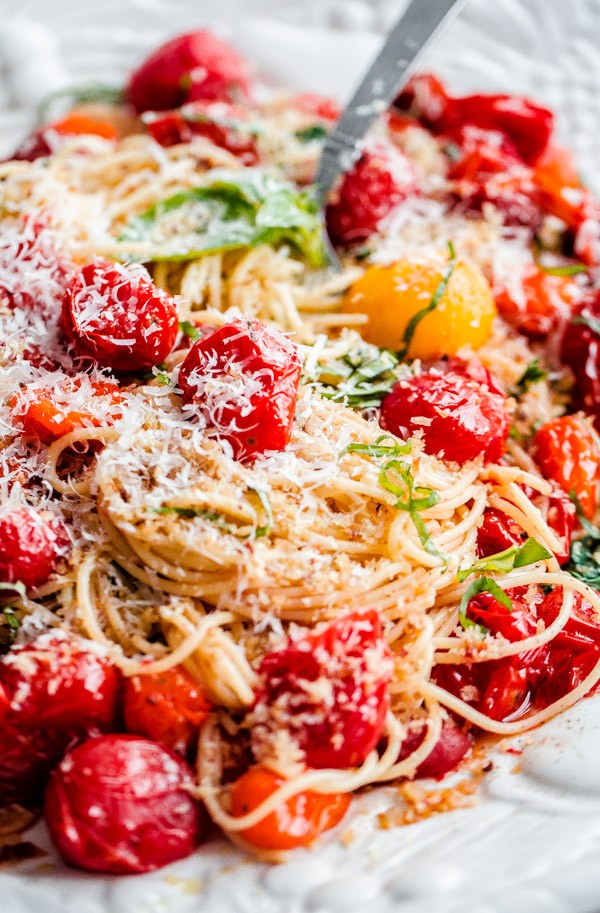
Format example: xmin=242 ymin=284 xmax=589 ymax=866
xmin=15 ymin=380 xmax=122 ymax=445
xmin=123 ymin=666 xmax=211 ymax=756
xmin=532 ymin=144 xmax=586 ymax=229
xmin=534 ymin=415 xmax=600 ymax=520
xmin=229 ymin=765 xmax=351 ymax=851
xmin=494 ymin=264 xmax=578 ymax=339
xmin=50 ymin=113 xmax=120 ymax=142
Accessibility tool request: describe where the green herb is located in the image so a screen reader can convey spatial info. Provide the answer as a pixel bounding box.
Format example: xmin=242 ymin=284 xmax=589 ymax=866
xmin=179 ymin=320 xmax=201 ymax=341
xmin=510 ymin=359 xmax=548 ymax=398
xmin=566 ymin=491 xmax=600 ymax=588
xmin=457 ymin=537 xmax=551 ymax=583
xmin=397 ymin=240 xmax=456 ymax=361
xmin=247 ymin=486 xmax=273 ymax=538
xmin=458 ymin=577 xmax=512 ymax=630
xmin=443 ymin=142 xmax=462 ymax=163
xmin=340 ymin=434 xmax=410 ymax=460
xmin=316 ymin=346 xmax=401 ymax=410
xmin=509 ymin=424 xmax=526 ymax=442
xmin=378 ymin=458 xmax=445 ymax=558
xmin=538 ymin=262 xmax=587 ymax=277
xmin=353 ymin=245 xmax=372 ymax=261
xmin=152 ymin=506 xmax=227 ymax=524
xmin=37 ymin=82 xmax=124 ymax=122
xmin=119 ymin=169 xmax=328 ymax=267
xmin=295 ymin=124 xmax=328 ymax=143
xmin=572 ymin=314 xmax=600 ymax=336
xmin=0 ymin=608 xmax=20 ymax=652
xmin=156 ymin=372 xmax=170 ymax=386
xmin=0 ymin=581 xmax=27 ymax=598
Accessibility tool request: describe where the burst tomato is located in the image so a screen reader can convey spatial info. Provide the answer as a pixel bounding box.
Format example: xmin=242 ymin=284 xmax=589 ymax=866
xmin=534 ymin=415 xmax=599 ymax=520
xmin=253 ymin=611 xmax=392 ymax=770
xmin=143 ymin=100 xmax=259 ymax=164
xmin=61 ymin=261 xmax=179 ymax=373
xmin=177 ymin=318 xmax=301 ymax=461
xmin=0 ymin=508 xmax=69 ymax=588
xmin=44 ymin=735 xmax=205 ymax=873
xmin=561 ymin=290 xmax=600 ymax=425
xmin=123 ymin=666 xmax=211 ymax=756
xmin=477 ymin=508 xmax=526 ymax=558
xmin=15 ymin=378 xmax=123 ymax=445
xmin=494 ymin=265 xmax=578 ymax=338
xmin=230 ymin=765 xmax=350 ymax=851
xmin=11 ymin=114 xmax=120 ymax=162
xmin=396 ymin=719 xmax=472 ymax=780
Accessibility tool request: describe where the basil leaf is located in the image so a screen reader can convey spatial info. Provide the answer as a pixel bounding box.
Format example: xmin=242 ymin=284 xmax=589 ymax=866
xmin=538 ymin=262 xmax=586 ymax=277
xmin=572 ymin=314 xmax=600 ymax=336
xmin=314 ymin=345 xmax=401 ymax=410
xmin=0 ymin=581 xmax=27 ymax=598
xmin=459 ymin=577 xmax=512 ymax=629
xmin=179 ymin=320 xmax=201 ymax=341
xmin=511 ymin=359 xmax=548 ymax=398
xmin=566 ymin=491 xmax=600 ymax=587
xmin=397 ymin=240 xmax=456 ymax=361
xmin=119 ymin=169 xmax=328 ymax=267
xmin=295 ymin=124 xmax=328 ymax=143
xmin=247 ymin=486 xmax=273 ymax=538
xmin=458 ymin=537 xmax=551 ymax=582
xmin=340 ymin=434 xmax=410 ymax=460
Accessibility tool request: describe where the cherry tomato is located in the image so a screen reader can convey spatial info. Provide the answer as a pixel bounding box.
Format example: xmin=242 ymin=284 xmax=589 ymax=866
xmin=466 ymin=590 xmax=537 ymax=643
xmin=396 ymin=719 xmax=472 ymax=780
xmin=534 ymin=415 xmax=599 ymax=520
xmin=123 ymin=666 xmax=210 ymax=756
xmin=478 ymin=659 xmax=530 ymax=721
xmin=494 ymin=264 xmax=578 ymax=338
xmin=253 ymin=611 xmax=392 ymax=770
xmin=393 ymin=74 xmax=453 ymax=132
xmin=325 ymin=142 xmax=418 ymax=246
xmin=293 ymin=93 xmax=341 ymax=121
xmin=11 ymin=114 xmax=120 ymax=162
xmin=128 ymin=30 xmax=252 ymax=113
xmin=44 ymin=735 xmax=204 ymax=873
xmin=561 ymin=290 xmax=600 ymax=425
xmin=177 ymin=318 xmax=301 ymax=461
xmin=477 ymin=508 xmax=526 ymax=558
xmin=381 ymin=364 xmax=509 ymax=464
xmin=0 ymin=508 xmax=69 ymax=588
xmin=15 ymin=378 xmax=123 ymax=445
xmin=229 ymin=765 xmax=350 ymax=851
xmin=532 ymin=143 xmax=587 ymax=227
xmin=143 ymin=100 xmax=259 ymax=164
xmin=62 ymin=261 xmax=179 ymax=373
xmin=544 ymin=491 xmax=577 ymax=565
xmin=0 ymin=215 xmax=74 ymax=313
xmin=0 ymin=634 xmax=120 ymax=804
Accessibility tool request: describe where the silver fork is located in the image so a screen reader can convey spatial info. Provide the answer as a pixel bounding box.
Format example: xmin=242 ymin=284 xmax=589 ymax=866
xmin=315 ymin=0 xmax=470 ymax=270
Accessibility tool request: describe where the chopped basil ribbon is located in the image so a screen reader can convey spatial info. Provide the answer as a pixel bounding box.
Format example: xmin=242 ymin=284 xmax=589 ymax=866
xmin=37 ymin=83 xmax=124 ymax=122
xmin=179 ymin=321 xmax=201 ymax=341
xmin=295 ymin=124 xmax=328 ymax=143
xmin=397 ymin=240 xmax=456 ymax=361
xmin=538 ymin=262 xmax=587 ymax=277
xmin=572 ymin=313 xmax=600 ymax=336
xmin=316 ymin=346 xmax=401 ymax=410
xmin=457 ymin=537 xmax=552 ymax=583
xmin=340 ymin=434 xmax=411 ymax=460
xmin=0 ymin=581 xmax=27 ymax=598
xmin=458 ymin=577 xmax=512 ymax=632
xmin=119 ymin=169 xmax=328 ymax=267
xmin=566 ymin=491 xmax=600 ymax=589
xmin=510 ymin=359 xmax=548 ymax=398
xmin=153 ymin=492 xmax=273 ymax=541
xmin=378 ymin=458 xmax=445 ymax=559
xmin=0 ymin=607 xmax=20 ymax=652
xmin=247 ymin=486 xmax=273 ymax=538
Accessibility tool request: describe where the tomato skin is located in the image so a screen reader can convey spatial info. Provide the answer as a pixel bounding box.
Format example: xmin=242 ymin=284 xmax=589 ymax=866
xmin=396 ymin=720 xmax=472 ymax=780
xmin=128 ymin=30 xmax=251 ymax=113
xmin=545 ymin=491 xmax=577 ymax=565
xmin=143 ymin=100 xmax=258 ymax=164
xmin=325 ymin=143 xmax=417 ymax=246
xmin=62 ymin=261 xmax=179 ymax=373
xmin=0 ymin=634 xmax=121 ymax=804
xmin=467 ymin=591 xmax=537 ymax=643
xmin=534 ymin=416 xmax=599 ymax=520
xmin=394 ymin=74 xmax=453 ymax=132
xmin=229 ymin=765 xmax=350 ymax=851
xmin=44 ymin=735 xmax=205 ymax=873
xmin=561 ymin=291 xmax=600 ymax=426
xmin=11 ymin=114 xmax=119 ymax=162
xmin=494 ymin=265 xmax=578 ymax=339
xmin=292 ymin=93 xmax=341 ymax=122
xmin=178 ymin=318 xmax=301 ymax=461
xmin=381 ymin=365 xmax=509 ymax=465
xmin=123 ymin=666 xmax=210 ymax=756
xmin=254 ymin=611 xmax=392 ymax=770
xmin=477 ymin=508 xmax=526 ymax=558
xmin=15 ymin=379 xmax=122 ymax=445
xmin=0 ymin=508 xmax=69 ymax=588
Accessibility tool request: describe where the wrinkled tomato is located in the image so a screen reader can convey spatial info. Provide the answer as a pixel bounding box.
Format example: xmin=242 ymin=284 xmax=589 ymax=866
xmin=534 ymin=415 xmax=599 ymax=519
xmin=253 ymin=610 xmax=392 ymax=770
xmin=177 ymin=318 xmax=301 ymax=461
xmin=44 ymin=735 xmax=205 ymax=873
xmin=230 ymin=765 xmax=350 ymax=851
xmin=0 ymin=508 xmax=69 ymax=588
xmin=15 ymin=378 xmax=123 ymax=445
xmin=143 ymin=100 xmax=259 ymax=164
xmin=494 ymin=264 xmax=578 ymax=339
xmin=477 ymin=508 xmax=526 ymax=558
xmin=396 ymin=719 xmax=472 ymax=780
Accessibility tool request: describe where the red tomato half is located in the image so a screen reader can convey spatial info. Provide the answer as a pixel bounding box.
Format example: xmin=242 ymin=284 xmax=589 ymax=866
xmin=0 ymin=634 xmax=120 ymax=804
xmin=44 ymin=735 xmax=205 ymax=873
xmin=62 ymin=261 xmax=179 ymax=372
xmin=178 ymin=318 xmax=301 ymax=461
xmin=253 ymin=610 xmax=392 ymax=770
xmin=128 ymin=30 xmax=252 ymax=113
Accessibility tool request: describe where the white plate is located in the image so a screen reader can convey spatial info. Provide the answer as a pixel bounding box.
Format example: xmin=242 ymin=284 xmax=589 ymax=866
xmin=2 ymin=1 xmax=600 ymax=911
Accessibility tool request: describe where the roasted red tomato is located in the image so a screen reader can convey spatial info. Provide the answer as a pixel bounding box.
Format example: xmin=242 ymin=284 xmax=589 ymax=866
xmin=253 ymin=610 xmax=392 ymax=770
xmin=128 ymin=29 xmax=252 ymax=113
xmin=494 ymin=265 xmax=578 ymax=338
xmin=44 ymin=735 xmax=205 ymax=873
xmin=396 ymin=719 xmax=472 ymax=780
xmin=143 ymin=100 xmax=259 ymax=164
xmin=293 ymin=92 xmax=341 ymax=122
xmin=62 ymin=261 xmax=179 ymax=372
xmin=561 ymin=290 xmax=600 ymax=425
xmin=477 ymin=508 xmax=527 ymax=558
xmin=11 ymin=113 xmax=120 ymax=163
xmin=466 ymin=590 xmax=537 ymax=643
xmin=230 ymin=765 xmax=350 ymax=851
xmin=0 ymin=215 xmax=73 ymax=314
xmin=123 ymin=666 xmax=211 ymax=756
xmin=0 ymin=634 xmax=120 ymax=804
xmin=0 ymin=508 xmax=69 ymax=589
xmin=381 ymin=362 xmax=509 ymax=464
xmin=177 ymin=318 xmax=302 ymax=461
xmin=534 ymin=415 xmax=599 ymax=520
xmin=15 ymin=378 xmax=123 ymax=445
xmin=545 ymin=491 xmax=577 ymax=566
xmin=394 ymin=73 xmax=453 ymax=132
xmin=325 ymin=143 xmax=417 ymax=246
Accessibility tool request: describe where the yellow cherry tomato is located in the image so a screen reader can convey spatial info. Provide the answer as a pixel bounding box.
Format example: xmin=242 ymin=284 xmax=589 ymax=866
xmin=341 ymin=256 xmax=496 ymax=358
